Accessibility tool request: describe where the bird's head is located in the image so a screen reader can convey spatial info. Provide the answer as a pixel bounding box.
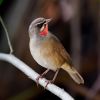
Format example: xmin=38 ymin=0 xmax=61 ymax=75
xmin=29 ymin=17 xmax=51 ymax=38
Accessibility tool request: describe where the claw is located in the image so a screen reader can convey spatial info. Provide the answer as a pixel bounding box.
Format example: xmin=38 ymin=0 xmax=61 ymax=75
xmin=36 ymin=75 xmax=43 ymax=86
xmin=36 ymin=69 xmax=50 ymax=86
xmin=45 ymin=80 xmax=54 ymax=88
xmin=44 ymin=69 xmax=59 ymax=88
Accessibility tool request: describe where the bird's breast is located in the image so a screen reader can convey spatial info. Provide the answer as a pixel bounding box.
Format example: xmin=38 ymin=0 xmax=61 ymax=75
xmin=29 ymin=39 xmax=57 ymax=71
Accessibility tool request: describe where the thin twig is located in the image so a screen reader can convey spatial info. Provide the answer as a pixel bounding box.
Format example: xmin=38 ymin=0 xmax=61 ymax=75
xmin=0 ymin=53 xmax=74 ymax=100
xmin=0 ymin=16 xmax=13 ymax=54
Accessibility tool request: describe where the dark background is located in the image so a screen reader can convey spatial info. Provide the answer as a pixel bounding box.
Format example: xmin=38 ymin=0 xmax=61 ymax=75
xmin=0 ymin=0 xmax=100 ymax=100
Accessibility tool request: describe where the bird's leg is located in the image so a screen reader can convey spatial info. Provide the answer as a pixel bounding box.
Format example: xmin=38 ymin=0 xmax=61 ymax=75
xmin=36 ymin=69 xmax=50 ymax=86
xmin=45 ymin=69 xmax=60 ymax=88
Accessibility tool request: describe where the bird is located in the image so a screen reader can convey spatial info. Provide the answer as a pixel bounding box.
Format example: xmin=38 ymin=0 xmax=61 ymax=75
xmin=28 ymin=17 xmax=84 ymax=87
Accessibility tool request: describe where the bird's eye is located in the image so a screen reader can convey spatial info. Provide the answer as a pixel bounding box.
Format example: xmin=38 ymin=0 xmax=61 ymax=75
xmin=37 ymin=23 xmax=43 ymax=28
xmin=37 ymin=21 xmax=46 ymax=28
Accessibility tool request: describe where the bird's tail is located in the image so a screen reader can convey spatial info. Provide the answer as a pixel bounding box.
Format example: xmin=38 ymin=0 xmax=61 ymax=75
xmin=61 ymin=63 xmax=84 ymax=84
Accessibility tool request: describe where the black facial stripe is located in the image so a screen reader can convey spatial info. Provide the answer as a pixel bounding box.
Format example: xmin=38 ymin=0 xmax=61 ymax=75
xmin=37 ymin=21 xmax=46 ymax=28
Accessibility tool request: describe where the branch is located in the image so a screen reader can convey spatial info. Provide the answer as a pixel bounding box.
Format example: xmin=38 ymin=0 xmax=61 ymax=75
xmin=0 ymin=53 xmax=74 ymax=100
xmin=0 ymin=16 xmax=13 ymax=54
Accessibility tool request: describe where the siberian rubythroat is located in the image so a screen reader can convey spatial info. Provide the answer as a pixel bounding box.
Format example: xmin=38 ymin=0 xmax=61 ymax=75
xmin=29 ymin=17 xmax=84 ymax=87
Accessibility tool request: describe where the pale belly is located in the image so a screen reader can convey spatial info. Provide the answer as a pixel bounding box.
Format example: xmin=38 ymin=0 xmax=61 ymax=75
xmin=29 ymin=40 xmax=58 ymax=71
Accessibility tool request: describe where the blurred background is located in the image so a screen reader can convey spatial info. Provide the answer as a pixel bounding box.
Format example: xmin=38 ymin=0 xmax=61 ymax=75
xmin=0 ymin=0 xmax=100 ymax=100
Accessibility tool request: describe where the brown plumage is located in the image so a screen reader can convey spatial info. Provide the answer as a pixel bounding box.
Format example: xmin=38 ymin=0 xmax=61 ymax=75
xmin=29 ymin=17 xmax=84 ymax=87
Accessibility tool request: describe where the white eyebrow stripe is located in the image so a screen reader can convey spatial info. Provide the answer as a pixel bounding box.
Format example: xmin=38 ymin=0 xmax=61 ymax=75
xmin=36 ymin=21 xmax=46 ymax=25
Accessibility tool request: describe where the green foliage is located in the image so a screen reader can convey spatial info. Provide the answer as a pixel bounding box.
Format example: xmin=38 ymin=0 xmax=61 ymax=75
xmin=0 ymin=0 xmax=4 ymax=5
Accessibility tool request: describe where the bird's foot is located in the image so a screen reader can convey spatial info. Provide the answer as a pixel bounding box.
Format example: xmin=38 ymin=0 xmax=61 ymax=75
xmin=36 ymin=75 xmax=43 ymax=86
xmin=36 ymin=69 xmax=50 ymax=86
xmin=45 ymin=80 xmax=54 ymax=88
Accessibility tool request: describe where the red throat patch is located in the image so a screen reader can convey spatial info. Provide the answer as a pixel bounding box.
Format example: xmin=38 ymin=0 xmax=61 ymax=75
xmin=40 ymin=24 xmax=48 ymax=36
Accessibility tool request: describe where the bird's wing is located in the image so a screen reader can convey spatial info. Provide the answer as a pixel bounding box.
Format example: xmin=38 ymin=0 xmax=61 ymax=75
xmin=49 ymin=36 xmax=84 ymax=84
xmin=42 ymin=35 xmax=72 ymax=66
xmin=49 ymin=35 xmax=73 ymax=66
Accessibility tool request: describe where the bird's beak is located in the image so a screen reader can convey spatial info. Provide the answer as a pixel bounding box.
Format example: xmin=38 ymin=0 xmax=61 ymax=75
xmin=46 ymin=18 xmax=52 ymax=23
